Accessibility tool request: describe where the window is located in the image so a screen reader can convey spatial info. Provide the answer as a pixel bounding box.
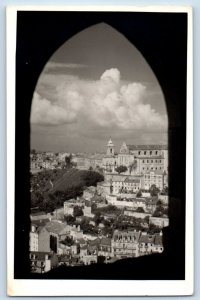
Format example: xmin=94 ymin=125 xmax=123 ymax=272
xmin=138 ymin=151 xmax=141 ymax=155
xmin=144 ymin=151 xmax=146 ymax=155
xmin=143 ymin=160 xmax=145 ymax=163
xmin=151 ymin=160 xmax=153 ymax=163
xmin=155 ymin=151 xmax=158 ymax=155
xmin=147 ymin=160 xmax=149 ymax=163
xmin=150 ymin=151 xmax=152 ymax=155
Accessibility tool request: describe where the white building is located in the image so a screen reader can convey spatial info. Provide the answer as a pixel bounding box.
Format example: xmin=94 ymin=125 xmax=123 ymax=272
xmin=111 ymin=230 xmax=140 ymax=258
xmin=83 ymin=186 xmax=96 ymax=201
xmin=29 ymin=224 xmax=39 ymax=251
xmin=106 ymin=195 xmax=146 ymax=210
xmin=119 ymin=142 xmax=168 ymax=174
xmin=143 ymin=170 xmax=168 ymax=191
xmin=83 ymin=206 xmax=95 ymax=218
xmin=124 ymin=210 xmax=151 ymax=219
xmin=64 ymin=205 xmax=74 ymax=216
xmin=149 ymin=216 xmax=169 ymax=228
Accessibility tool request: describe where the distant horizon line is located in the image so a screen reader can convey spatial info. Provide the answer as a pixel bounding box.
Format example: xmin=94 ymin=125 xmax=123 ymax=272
xmin=31 ymin=142 xmax=168 ymax=154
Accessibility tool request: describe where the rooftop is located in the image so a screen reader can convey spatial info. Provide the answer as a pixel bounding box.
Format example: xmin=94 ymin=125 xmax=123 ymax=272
xmin=145 ymin=170 xmax=165 ymax=175
xmin=45 ymin=220 xmax=67 ymax=234
xmin=124 ymin=178 xmax=140 ymax=183
xmin=127 ymin=145 xmax=168 ymax=151
xmin=30 ymin=251 xmax=51 ymax=261
xmin=139 ymin=234 xmax=155 ymax=244
xmin=154 ymin=233 xmax=163 ymax=246
xmin=100 ymin=237 xmax=111 ymax=246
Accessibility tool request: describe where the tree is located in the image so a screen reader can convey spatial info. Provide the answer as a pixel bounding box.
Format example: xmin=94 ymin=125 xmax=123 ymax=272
xmin=94 ymin=211 xmax=104 ymax=225
xmin=98 ymin=256 xmax=106 ymax=264
xmin=136 ymin=207 xmax=145 ymax=212
xmin=161 ymin=186 xmax=168 ymax=195
xmin=149 ymin=184 xmax=160 ymax=197
xmin=83 ymin=170 xmax=104 ymax=187
xmin=156 ymin=200 xmax=163 ymax=206
xmin=62 ymin=236 xmax=74 ymax=246
xmin=73 ymin=206 xmax=83 ymax=218
xmin=147 ymin=224 xmax=161 ymax=234
xmin=152 ymin=204 xmax=165 ymax=217
xmin=136 ymin=189 xmax=142 ymax=198
xmin=144 ymin=215 xmax=150 ymax=223
xmin=64 ymin=215 xmax=75 ymax=224
xmin=115 ymin=165 xmax=127 ymax=174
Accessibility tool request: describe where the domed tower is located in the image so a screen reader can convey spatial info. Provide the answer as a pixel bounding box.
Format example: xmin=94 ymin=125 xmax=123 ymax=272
xmin=107 ymin=138 xmax=115 ymax=156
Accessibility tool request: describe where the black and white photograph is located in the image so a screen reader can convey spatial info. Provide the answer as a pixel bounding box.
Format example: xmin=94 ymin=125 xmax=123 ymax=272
xmin=7 ymin=5 xmax=193 ymax=296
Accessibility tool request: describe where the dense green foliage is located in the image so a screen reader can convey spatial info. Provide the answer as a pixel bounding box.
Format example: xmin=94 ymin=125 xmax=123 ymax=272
xmin=30 ymin=168 xmax=104 ymax=213
xmin=149 ymin=184 xmax=160 ymax=197
xmin=115 ymin=165 xmax=128 ymax=174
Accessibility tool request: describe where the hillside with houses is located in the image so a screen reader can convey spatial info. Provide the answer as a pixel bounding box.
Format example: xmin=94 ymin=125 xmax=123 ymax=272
xmin=30 ymin=140 xmax=169 ymax=274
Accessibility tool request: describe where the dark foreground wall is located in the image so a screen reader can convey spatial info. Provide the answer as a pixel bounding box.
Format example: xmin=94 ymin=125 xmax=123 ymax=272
xmin=15 ymin=11 xmax=187 ymax=279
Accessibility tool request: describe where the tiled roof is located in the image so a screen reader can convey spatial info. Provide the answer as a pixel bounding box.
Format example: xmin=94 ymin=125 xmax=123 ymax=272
xmin=124 ymin=178 xmax=140 ymax=183
xmin=111 ymin=175 xmax=126 ymax=182
xmin=139 ymin=234 xmax=155 ymax=244
xmin=145 ymin=170 xmax=165 ymax=175
xmin=88 ymin=238 xmax=101 ymax=246
xmin=134 ymin=198 xmax=146 ymax=203
xmin=100 ymin=237 xmax=111 ymax=246
xmin=30 ymin=219 xmax=49 ymax=227
xmin=45 ymin=221 xmax=67 ymax=235
xmin=31 ymin=211 xmax=46 ymax=216
xmin=145 ymin=198 xmax=158 ymax=205
xmin=80 ymin=245 xmax=88 ymax=250
xmin=77 ymin=238 xmax=86 ymax=244
xmin=154 ymin=234 xmax=163 ymax=246
xmin=58 ymin=255 xmax=70 ymax=262
xmin=137 ymin=155 xmax=164 ymax=159
xmin=127 ymin=145 xmax=168 ymax=150
xmin=113 ymin=230 xmax=141 ymax=242
xmin=36 ymin=226 xmax=46 ymax=233
xmin=85 ymin=186 xmax=96 ymax=192
xmin=89 ymin=154 xmax=105 ymax=159
xmin=30 ymin=251 xmax=51 ymax=261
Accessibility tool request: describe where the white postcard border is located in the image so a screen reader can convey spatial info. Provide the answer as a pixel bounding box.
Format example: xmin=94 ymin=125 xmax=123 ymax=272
xmin=6 ymin=5 xmax=193 ymax=296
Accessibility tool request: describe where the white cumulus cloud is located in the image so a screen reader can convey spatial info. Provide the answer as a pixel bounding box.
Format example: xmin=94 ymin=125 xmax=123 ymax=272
xmin=31 ymin=68 xmax=168 ymax=132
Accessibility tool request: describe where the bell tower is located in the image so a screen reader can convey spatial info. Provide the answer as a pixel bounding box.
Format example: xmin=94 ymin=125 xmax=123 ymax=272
xmin=107 ymin=138 xmax=115 ymax=156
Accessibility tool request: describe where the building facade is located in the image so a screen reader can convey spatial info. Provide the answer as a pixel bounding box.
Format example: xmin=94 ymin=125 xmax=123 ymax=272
xmin=111 ymin=230 xmax=140 ymax=258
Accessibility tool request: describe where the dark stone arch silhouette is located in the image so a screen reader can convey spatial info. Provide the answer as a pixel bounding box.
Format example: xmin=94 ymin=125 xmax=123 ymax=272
xmin=15 ymin=11 xmax=187 ymax=279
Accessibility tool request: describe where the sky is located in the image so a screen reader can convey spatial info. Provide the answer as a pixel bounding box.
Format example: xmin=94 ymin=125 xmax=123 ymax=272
xmin=31 ymin=23 xmax=168 ymax=153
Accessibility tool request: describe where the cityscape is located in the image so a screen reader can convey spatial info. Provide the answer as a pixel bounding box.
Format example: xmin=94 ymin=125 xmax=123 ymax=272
xmin=29 ymin=23 xmax=169 ymax=274
xmin=30 ymin=139 xmax=169 ymax=273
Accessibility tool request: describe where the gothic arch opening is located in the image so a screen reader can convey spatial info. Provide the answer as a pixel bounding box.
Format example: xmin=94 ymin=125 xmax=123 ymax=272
xmin=15 ymin=12 xmax=187 ymax=279
xmin=30 ymin=22 xmax=169 ymax=264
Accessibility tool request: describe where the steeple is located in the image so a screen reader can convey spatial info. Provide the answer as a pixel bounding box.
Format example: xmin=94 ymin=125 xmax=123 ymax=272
xmin=107 ymin=137 xmax=115 ymax=156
